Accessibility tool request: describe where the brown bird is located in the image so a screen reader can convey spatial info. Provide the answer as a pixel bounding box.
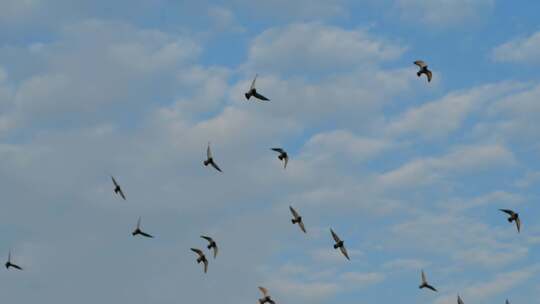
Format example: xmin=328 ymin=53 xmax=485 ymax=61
xmin=289 ymin=205 xmax=306 ymax=233
xmin=111 ymin=176 xmax=126 ymax=200
xmin=201 ymin=235 xmax=218 ymax=259
xmin=414 ymin=60 xmax=432 ymax=82
xmin=132 ymin=217 xmax=154 ymax=238
xmin=499 ymin=209 xmax=521 ymax=233
xmin=203 ymin=142 xmax=222 ymax=173
xmin=271 ymin=148 xmax=288 ymax=169
xmin=245 ymin=74 xmax=270 ymax=101
xmin=5 ymin=250 xmax=23 ymax=271
xmin=191 ymin=248 xmax=208 ymax=273
xmin=330 ymin=228 xmax=349 ymax=260
xmin=419 ymin=270 xmax=437 ymax=292
xmin=258 ymin=286 xmax=276 ymax=304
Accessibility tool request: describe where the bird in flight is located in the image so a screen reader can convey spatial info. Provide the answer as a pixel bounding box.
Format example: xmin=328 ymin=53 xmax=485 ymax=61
xmin=271 ymin=148 xmax=288 ymax=169
xmin=289 ymin=205 xmax=306 ymax=233
xmin=5 ymin=250 xmax=23 ymax=271
xmin=191 ymin=248 xmax=208 ymax=273
xmin=132 ymin=217 xmax=154 ymax=238
xmin=201 ymin=235 xmax=219 ymax=259
xmin=203 ymin=142 xmax=222 ymax=173
xmin=330 ymin=228 xmax=349 ymax=260
xmin=414 ymin=60 xmax=432 ymax=83
xmin=419 ymin=270 xmax=437 ymax=292
xmin=111 ymin=176 xmax=126 ymax=200
xmin=506 ymin=299 xmax=510 ymax=304
xmin=258 ymin=286 xmax=276 ymax=304
xmin=245 ymin=74 xmax=270 ymax=101
xmin=457 ymin=294 xmax=464 ymax=304
xmin=499 ymin=209 xmax=521 ymax=233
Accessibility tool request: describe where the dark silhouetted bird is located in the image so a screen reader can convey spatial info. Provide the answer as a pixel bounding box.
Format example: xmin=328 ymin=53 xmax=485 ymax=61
xmin=499 ymin=209 xmax=521 ymax=233
xmin=330 ymin=228 xmax=349 ymax=260
xmin=419 ymin=270 xmax=437 ymax=292
xmin=111 ymin=176 xmax=126 ymax=200
xmin=258 ymin=286 xmax=276 ymax=304
xmin=201 ymin=235 xmax=218 ymax=259
xmin=204 ymin=142 xmax=222 ymax=173
xmin=5 ymin=250 xmax=22 ymax=271
xmin=458 ymin=294 xmax=464 ymax=304
xmin=132 ymin=217 xmax=154 ymax=238
xmin=245 ymin=74 xmax=270 ymax=101
xmin=414 ymin=60 xmax=432 ymax=83
xmin=271 ymin=148 xmax=288 ymax=169
xmin=191 ymin=248 xmax=208 ymax=273
xmin=289 ymin=205 xmax=306 ymax=233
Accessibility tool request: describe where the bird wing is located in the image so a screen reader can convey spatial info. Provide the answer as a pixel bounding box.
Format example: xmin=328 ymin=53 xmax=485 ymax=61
xmin=207 ymin=143 xmax=212 ymax=159
xmin=457 ymin=295 xmax=464 ymax=304
xmin=272 ymin=148 xmax=284 ymax=153
xmin=414 ymin=60 xmax=427 ymax=68
xmin=425 ymin=70 xmax=432 ymax=82
xmin=111 ymin=176 xmax=118 ymax=187
xmin=137 ymin=217 xmax=141 ymax=229
xmin=421 ymin=270 xmax=427 ymax=284
xmin=340 ymin=245 xmax=350 ymax=260
xmin=426 ymin=284 xmax=437 ymax=292
xmin=515 ymin=216 xmax=521 ymax=233
xmin=258 ymin=286 xmax=269 ymax=297
xmin=213 ymin=244 xmax=218 ymax=258
xmin=201 ymin=235 xmax=213 ymax=243
xmin=283 ymin=155 xmax=288 ymax=169
xmin=252 ymin=91 xmax=270 ymax=101
xmin=250 ymin=74 xmax=258 ymax=90
xmin=298 ymin=221 xmax=306 ymax=233
xmin=210 ymin=161 xmax=222 ymax=172
xmin=191 ymin=248 xmax=204 ymax=257
xmin=499 ymin=209 xmax=515 ymax=216
xmin=203 ymin=259 xmax=208 ymax=273
xmin=12 ymin=264 xmax=23 ymax=270
xmin=118 ymin=188 xmax=126 ymax=200
xmin=140 ymin=231 xmax=154 ymax=238
xmin=289 ymin=206 xmax=300 ymax=219
xmin=8 ymin=250 xmax=11 ymax=263
xmin=330 ymin=229 xmax=341 ymax=243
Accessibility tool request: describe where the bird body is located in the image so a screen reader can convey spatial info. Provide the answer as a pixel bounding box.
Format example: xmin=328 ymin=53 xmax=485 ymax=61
xmin=289 ymin=206 xmax=306 ymax=233
xmin=271 ymin=148 xmax=288 ymax=169
xmin=499 ymin=209 xmax=521 ymax=233
xmin=245 ymin=74 xmax=270 ymax=101
xmin=132 ymin=217 xmax=154 ymax=238
xmin=201 ymin=235 xmax=219 ymax=258
xmin=258 ymin=287 xmax=276 ymax=304
xmin=111 ymin=176 xmax=126 ymax=200
xmin=414 ymin=60 xmax=432 ymax=82
xmin=191 ymin=248 xmax=208 ymax=273
xmin=204 ymin=143 xmax=223 ymax=172
xmin=330 ymin=229 xmax=350 ymax=260
xmin=419 ymin=270 xmax=437 ymax=292
xmin=5 ymin=251 xmax=23 ymax=271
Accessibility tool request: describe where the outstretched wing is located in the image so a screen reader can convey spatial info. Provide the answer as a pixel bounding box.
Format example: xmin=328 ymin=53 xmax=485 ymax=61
xmin=457 ymin=295 xmax=464 ymax=304
xmin=207 ymin=143 xmax=212 ymax=159
xmin=283 ymin=155 xmax=288 ymax=169
xmin=258 ymin=286 xmax=269 ymax=297
xmin=212 ymin=244 xmax=218 ymax=258
xmin=111 ymin=176 xmax=118 ymax=187
xmin=272 ymin=148 xmax=284 ymax=154
xmin=252 ymin=91 xmax=270 ymax=101
xmin=140 ymin=231 xmax=154 ymax=238
xmin=330 ymin=229 xmax=341 ymax=243
xmin=515 ymin=216 xmax=521 ymax=233
xmin=12 ymin=264 xmax=23 ymax=271
xmin=298 ymin=221 xmax=306 ymax=233
xmin=250 ymin=74 xmax=258 ymax=90
xmin=203 ymin=259 xmax=208 ymax=273
xmin=426 ymin=284 xmax=437 ymax=292
xmin=340 ymin=245 xmax=350 ymax=260
xmin=136 ymin=217 xmax=141 ymax=229
xmin=499 ymin=209 xmax=515 ymax=216
xmin=201 ymin=235 xmax=213 ymax=243
xmin=191 ymin=248 xmax=204 ymax=256
xmin=414 ymin=60 xmax=427 ymax=68
xmin=118 ymin=188 xmax=126 ymax=200
xmin=210 ymin=161 xmax=222 ymax=173
xmin=289 ymin=206 xmax=300 ymax=219
xmin=421 ymin=270 xmax=427 ymax=284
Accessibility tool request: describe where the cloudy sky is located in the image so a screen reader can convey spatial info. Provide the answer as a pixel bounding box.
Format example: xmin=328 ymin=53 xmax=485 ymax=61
xmin=1 ymin=0 xmax=539 ymax=303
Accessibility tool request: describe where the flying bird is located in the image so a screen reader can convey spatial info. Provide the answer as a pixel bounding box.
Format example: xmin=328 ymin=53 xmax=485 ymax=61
xmin=499 ymin=209 xmax=521 ymax=233
xmin=419 ymin=270 xmax=437 ymax=292
xmin=271 ymin=148 xmax=288 ymax=169
xmin=258 ymin=286 xmax=276 ymax=304
xmin=506 ymin=299 xmax=510 ymax=304
xmin=203 ymin=142 xmax=222 ymax=173
xmin=457 ymin=294 xmax=464 ymax=304
xmin=414 ymin=60 xmax=432 ymax=83
xmin=132 ymin=217 xmax=154 ymax=238
xmin=111 ymin=176 xmax=126 ymax=200
xmin=330 ymin=228 xmax=349 ymax=260
xmin=245 ymin=74 xmax=270 ymax=101
xmin=201 ymin=235 xmax=218 ymax=259
xmin=5 ymin=251 xmax=22 ymax=271
xmin=289 ymin=206 xmax=306 ymax=233
xmin=191 ymin=248 xmax=208 ymax=273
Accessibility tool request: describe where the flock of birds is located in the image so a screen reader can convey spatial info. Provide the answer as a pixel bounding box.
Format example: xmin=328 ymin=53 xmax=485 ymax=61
xmin=3 ymin=61 xmax=521 ymax=304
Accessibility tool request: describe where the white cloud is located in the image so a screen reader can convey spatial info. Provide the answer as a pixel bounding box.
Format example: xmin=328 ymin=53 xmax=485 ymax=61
xmin=492 ymin=31 xmax=540 ymax=64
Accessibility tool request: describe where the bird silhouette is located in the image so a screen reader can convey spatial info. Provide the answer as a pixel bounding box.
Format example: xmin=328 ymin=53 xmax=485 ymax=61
xmin=414 ymin=60 xmax=432 ymax=82
xmin=132 ymin=217 xmax=154 ymax=238
xmin=330 ymin=228 xmax=350 ymax=260
xmin=258 ymin=286 xmax=276 ymax=304
xmin=245 ymin=74 xmax=270 ymax=101
xmin=203 ymin=142 xmax=222 ymax=172
xmin=499 ymin=209 xmax=521 ymax=233
xmin=271 ymin=148 xmax=288 ymax=169
xmin=289 ymin=205 xmax=306 ymax=233
xmin=5 ymin=250 xmax=23 ymax=271
xmin=457 ymin=294 xmax=464 ymax=304
xmin=191 ymin=248 xmax=208 ymax=273
xmin=201 ymin=235 xmax=218 ymax=259
xmin=111 ymin=176 xmax=126 ymax=200
xmin=419 ymin=270 xmax=437 ymax=292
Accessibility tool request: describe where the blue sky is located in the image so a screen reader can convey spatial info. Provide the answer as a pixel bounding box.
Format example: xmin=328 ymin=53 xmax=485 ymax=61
xmin=0 ymin=0 xmax=539 ymax=303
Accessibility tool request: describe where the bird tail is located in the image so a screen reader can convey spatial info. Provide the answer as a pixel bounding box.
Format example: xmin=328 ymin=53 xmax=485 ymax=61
xmin=203 ymin=160 xmax=210 ymax=166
